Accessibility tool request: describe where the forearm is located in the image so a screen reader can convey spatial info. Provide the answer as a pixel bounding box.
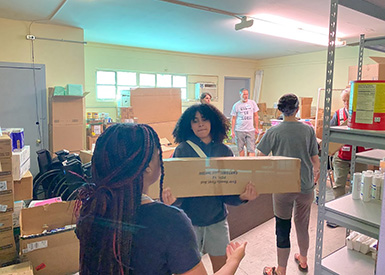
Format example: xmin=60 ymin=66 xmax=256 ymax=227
xmin=231 ymin=116 xmax=236 ymax=132
xmin=214 ymin=258 xmax=240 ymax=275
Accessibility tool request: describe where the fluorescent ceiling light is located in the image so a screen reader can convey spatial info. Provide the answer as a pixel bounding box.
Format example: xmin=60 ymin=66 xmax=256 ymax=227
xmin=242 ymin=14 xmax=346 ymax=46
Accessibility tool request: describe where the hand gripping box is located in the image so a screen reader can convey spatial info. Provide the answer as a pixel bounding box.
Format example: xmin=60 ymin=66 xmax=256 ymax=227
xmin=150 ymin=156 xmax=301 ymax=198
xmin=19 ymin=201 xmax=79 ymax=275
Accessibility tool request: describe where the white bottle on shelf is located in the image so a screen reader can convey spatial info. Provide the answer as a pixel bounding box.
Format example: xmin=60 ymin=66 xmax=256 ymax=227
xmin=361 ymin=171 xmax=373 ymax=202
xmin=352 ymin=172 xmax=362 ymax=200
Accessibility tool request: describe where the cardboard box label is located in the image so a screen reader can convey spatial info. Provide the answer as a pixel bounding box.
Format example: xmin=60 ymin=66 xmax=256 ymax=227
xmin=0 ymin=181 xmax=7 ymax=191
xmin=23 ymin=240 xmax=48 ymax=254
xmin=0 ymin=204 xmax=8 ymax=212
xmin=160 ymin=157 xmax=301 ymax=198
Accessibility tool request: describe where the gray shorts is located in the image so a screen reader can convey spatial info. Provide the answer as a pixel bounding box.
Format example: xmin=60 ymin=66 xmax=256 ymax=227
xmin=235 ymin=130 xmax=255 ymax=153
xmin=193 ymin=219 xmax=230 ymax=256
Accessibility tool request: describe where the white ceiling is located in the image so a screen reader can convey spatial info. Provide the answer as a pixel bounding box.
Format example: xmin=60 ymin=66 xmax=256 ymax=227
xmin=1 ymin=0 xmax=385 ymax=59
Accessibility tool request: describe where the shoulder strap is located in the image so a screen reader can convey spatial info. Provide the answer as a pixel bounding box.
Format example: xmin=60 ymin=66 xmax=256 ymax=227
xmin=186 ymin=140 xmax=207 ymax=158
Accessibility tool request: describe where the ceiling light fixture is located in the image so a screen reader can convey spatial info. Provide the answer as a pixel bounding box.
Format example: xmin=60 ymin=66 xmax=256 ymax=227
xmin=158 ymin=1 xmax=345 ymax=46
xmin=235 ymin=16 xmax=254 ymax=31
xmin=242 ymin=14 xmax=346 ymax=46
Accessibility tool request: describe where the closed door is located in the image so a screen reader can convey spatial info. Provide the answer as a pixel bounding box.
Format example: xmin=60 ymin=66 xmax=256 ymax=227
xmin=0 ymin=62 xmax=48 ymax=177
xmin=223 ymin=77 xmax=250 ymax=118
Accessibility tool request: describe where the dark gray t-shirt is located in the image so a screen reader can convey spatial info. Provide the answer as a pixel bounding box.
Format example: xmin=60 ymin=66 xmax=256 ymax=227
xmin=257 ymin=121 xmax=318 ymax=194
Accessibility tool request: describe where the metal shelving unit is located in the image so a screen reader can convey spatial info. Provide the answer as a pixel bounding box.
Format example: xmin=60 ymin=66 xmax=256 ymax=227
xmin=315 ymin=0 xmax=385 ymax=274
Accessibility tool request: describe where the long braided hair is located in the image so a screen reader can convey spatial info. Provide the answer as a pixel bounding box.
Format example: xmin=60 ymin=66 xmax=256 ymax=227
xmin=75 ymin=124 xmax=164 ymax=275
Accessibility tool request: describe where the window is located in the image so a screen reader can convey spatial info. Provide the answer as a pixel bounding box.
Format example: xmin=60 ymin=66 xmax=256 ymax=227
xmin=96 ymin=70 xmax=187 ymax=101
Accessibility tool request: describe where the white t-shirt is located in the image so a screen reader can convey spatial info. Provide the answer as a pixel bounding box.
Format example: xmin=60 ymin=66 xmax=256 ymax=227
xmin=230 ymin=100 xmax=259 ymax=132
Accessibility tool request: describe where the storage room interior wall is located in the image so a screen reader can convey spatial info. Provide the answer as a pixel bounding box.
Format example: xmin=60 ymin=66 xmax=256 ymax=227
xmin=84 ymin=42 xmax=258 ymax=120
xmin=0 ymin=18 xmax=85 ymax=90
xmin=256 ymin=46 xmax=385 ymax=109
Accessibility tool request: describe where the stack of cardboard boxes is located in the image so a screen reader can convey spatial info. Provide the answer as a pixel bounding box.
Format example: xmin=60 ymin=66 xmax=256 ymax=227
xmin=19 ymin=201 xmax=79 ymax=274
xmin=49 ymin=88 xmax=86 ymax=154
xmin=0 ymin=135 xmax=17 ymax=265
xmin=131 ymin=88 xmax=181 ymax=145
xmin=86 ymin=122 xmax=103 ymax=151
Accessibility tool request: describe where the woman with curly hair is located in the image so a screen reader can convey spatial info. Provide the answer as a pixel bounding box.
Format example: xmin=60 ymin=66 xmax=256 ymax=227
xmin=162 ymin=104 xmax=258 ymax=273
xmin=75 ymin=123 xmax=247 ymax=275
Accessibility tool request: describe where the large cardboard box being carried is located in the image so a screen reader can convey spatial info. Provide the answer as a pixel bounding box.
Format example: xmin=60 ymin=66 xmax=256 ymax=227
xmin=149 ymin=156 xmax=300 ymax=198
xmin=19 ymin=201 xmax=79 ymax=275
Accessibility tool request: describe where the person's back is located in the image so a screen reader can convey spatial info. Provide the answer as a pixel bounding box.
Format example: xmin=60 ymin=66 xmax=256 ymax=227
xmin=259 ymin=121 xmax=317 ymax=194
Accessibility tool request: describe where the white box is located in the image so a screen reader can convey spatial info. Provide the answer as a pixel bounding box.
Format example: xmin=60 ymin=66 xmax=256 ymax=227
xmin=12 ymin=157 xmax=30 ymax=181
xmin=12 ymin=145 xmax=30 ymax=166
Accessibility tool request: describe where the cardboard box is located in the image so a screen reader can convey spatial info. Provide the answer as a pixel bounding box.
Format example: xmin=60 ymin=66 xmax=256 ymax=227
xmin=49 ymin=88 xmax=85 ymax=125
xmin=13 ymin=171 xmax=33 ymax=201
xmin=0 ymin=158 xmax=12 ymax=177
xmin=12 ymin=146 xmax=30 ymax=181
xmin=87 ymin=136 xmax=99 ymax=151
xmin=79 ymin=150 xmax=93 ymax=164
xmin=12 ymin=146 xmax=30 ymax=167
xmin=12 ymin=158 xmax=30 ymax=182
xmin=119 ymin=107 xmax=135 ymax=120
xmin=0 ymin=261 xmax=34 ymax=274
xmin=257 ymin=103 xmax=267 ymax=115
xmin=0 ymin=228 xmax=16 ymax=265
xmin=50 ymin=124 xmax=84 ymax=153
xmin=300 ymin=97 xmax=313 ymax=119
xmin=20 ymin=201 xmax=79 ymax=275
xmin=130 ymin=88 xmax=182 ymax=124
xmin=161 ymin=146 xmax=175 ymax=159
xmin=0 ymin=192 xmax=14 ymax=214
xmin=328 ymin=142 xmax=343 ymax=155
xmin=348 ymin=57 xmax=385 ymax=82
xmin=88 ymin=124 xmax=103 ymax=136
xmin=151 ymin=157 xmax=301 ymax=198
xmin=147 ymin=121 xmax=178 ymax=146
xmin=12 ymin=200 xmax=25 ymax=227
xmin=0 ymin=136 xmax=12 ymax=159
xmin=0 ymin=213 xmax=13 ymax=233
xmin=0 ymin=176 xmax=13 ymax=195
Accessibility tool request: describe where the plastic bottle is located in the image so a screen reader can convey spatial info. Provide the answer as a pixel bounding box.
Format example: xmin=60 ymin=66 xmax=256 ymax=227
xmin=361 ymin=171 xmax=373 ymax=202
xmin=352 ymin=172 xmax=362 ymax=200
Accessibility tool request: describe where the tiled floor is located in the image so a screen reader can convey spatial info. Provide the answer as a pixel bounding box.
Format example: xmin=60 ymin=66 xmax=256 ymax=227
xmin=202 ymin=183 xmax=346 ymax=275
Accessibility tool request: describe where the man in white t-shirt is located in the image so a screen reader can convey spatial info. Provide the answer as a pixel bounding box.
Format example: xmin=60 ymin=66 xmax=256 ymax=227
xmin=231 ymin=88 xmax=259 ymax=156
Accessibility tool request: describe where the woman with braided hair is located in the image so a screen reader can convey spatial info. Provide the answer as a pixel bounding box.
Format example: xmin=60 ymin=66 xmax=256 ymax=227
xmin=75 ymin=123 xmax=247 ymax=275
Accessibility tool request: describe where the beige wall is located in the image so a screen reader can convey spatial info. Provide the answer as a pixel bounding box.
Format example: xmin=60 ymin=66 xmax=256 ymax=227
xmin=256 ymin=46 xmax=385 ymax=109
xmin=85 ymin=42 xmax=258 ymax=120
xmin=0 ymin=17 xmax=85 ymax=89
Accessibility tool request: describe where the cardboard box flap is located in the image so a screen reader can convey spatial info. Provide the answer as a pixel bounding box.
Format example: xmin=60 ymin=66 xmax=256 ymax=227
xmin=369 ymin=56 xmax=385 ymax=64
xmin=131 ymin=87 xmax=181 ymax=97
xmin=20 ymin=201 xmax=76 ymax=236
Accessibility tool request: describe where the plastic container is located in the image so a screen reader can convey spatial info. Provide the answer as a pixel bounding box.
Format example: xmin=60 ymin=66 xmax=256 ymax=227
xmin=352 ymin=172 xmax=362 ymax=200
xmin=348 ymin=80 xmax=385 ymax=130
xmin=361 ymin=171 xmax=373 ymax=202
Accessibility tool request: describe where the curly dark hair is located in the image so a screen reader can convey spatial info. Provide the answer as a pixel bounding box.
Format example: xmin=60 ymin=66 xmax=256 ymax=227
xmin=75 ymin=123 xmax=164 ymax=275
xmin=277 ymin=93 xmax=299 ymax=117
xmin=173 ymin=104 xmax=229 ymax=144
